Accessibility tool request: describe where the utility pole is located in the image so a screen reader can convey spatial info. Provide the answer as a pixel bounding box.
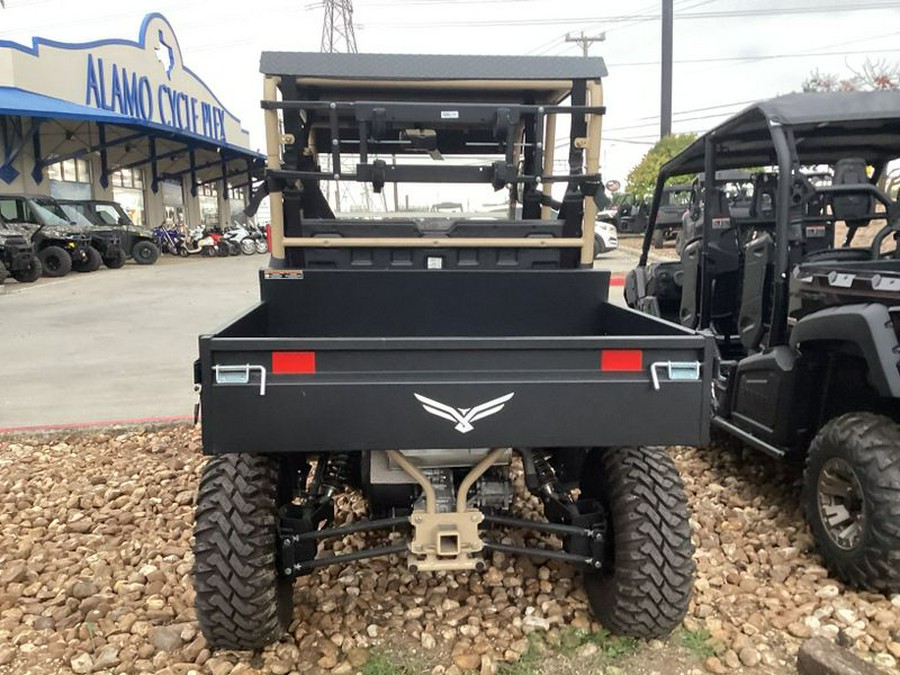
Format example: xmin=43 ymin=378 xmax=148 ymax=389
xmin=660 ymin=0 xmax=674 ymax=138
xmin=565 ymin=31 xmax=605 ymax=57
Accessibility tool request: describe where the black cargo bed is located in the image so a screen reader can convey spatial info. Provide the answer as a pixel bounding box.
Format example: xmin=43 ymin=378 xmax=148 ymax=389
xmin=198 ymin=270 xmax=713 ymax=453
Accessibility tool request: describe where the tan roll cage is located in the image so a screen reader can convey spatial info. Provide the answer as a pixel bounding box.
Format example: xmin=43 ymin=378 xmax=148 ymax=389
xmin=263 ymin=75 xmax=603 ymax=265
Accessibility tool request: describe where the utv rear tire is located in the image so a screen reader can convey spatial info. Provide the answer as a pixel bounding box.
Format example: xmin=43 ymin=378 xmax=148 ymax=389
xmin=581 ymin=446 xmax=695 ymax=639
xmin=73 ymin=246 xmax=102 ymax=273
xmin=103 ymin=246 xmax=126 ymax=269
xmin=37 ymin=246 xmax=72 ymax=277
xmin=194 ymin=454 xmax=293 ymax=650
xmin=804 ymin=413 xmax=900 ymax=592
xmin=132 ymin=240 xmax=160 ymax=265
xmin=12 ymin=255 xmax=42 ymax=282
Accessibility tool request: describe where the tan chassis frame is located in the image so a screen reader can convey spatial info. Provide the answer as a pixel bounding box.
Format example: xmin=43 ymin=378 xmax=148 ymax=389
xmin=263 ymin=76 xmax=603 ymax=266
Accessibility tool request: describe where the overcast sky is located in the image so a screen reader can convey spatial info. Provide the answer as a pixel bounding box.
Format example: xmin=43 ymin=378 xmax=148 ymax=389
xmin=2 ymin=0 xmax=899 ymax=190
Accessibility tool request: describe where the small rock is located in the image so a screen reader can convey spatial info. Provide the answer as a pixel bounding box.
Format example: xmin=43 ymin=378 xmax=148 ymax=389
xmin=151 ymin=626 xmax=183 ymax=652
xmin=874 ymin=654 xmax=897 ymax=670
xmin=891 ymin=595 xmax=900 ymax=609
xmin=71 ymin=581 xmax=99 ymax=600
xmin=269 ymin=661 xmax=291 ymax=675
xmin=347 ymin=647 xmax=368 ymax=668
xmin=453 ymin=653 xmax=481 ymax=671
xmin=0 ymin=647 xmax=15 ymax=667
xmin=522 ymin=616 xmax=550 ymax=631
xmin=71 ymin=652 xmax=93 ymax=674
xmin=92 ymin=646 xmax=119 ymax=671
xmin=888 ymin=642 xmax=900 ymax=659
xmin=704 ymin=656 xmax=726 ymax=674
xmin=788 ymin=622 xmax=812 ymax=639
xmin=366 ymin=624 xmax=378 ymax=638
xmin=723 ymin=650 xmax=740 ymax=669
xmin=422 ymin=633 xmax=437 ymax=650
xmin=835 ymin=608 xmax=857 ymax=626
xmin=816 ymin=584 xmax=840 ymax=600
xmin=739 ymin=647 xmax=761 ymax=668
xmin=578 ymin=643 xmax=599 ymax=658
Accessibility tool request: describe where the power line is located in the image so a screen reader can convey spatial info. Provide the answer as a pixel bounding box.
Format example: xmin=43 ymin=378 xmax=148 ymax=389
xmin=365 ymin=2 xmax=900 ymax=28
xmin=607 ymin=45 xmax=900 ymax=68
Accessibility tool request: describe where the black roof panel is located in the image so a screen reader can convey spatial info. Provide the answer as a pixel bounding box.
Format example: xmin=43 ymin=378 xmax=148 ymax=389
xmin=260 ymin=51 xmax=607 ymax=80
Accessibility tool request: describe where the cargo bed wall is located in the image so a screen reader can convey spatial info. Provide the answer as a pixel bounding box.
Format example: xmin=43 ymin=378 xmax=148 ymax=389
xmin=199 ymin=271 xmax=713 ymax=453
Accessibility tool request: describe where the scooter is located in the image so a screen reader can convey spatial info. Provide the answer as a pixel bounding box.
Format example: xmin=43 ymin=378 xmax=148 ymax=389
xmin=183 ymin=226 xmax=219 ymax=257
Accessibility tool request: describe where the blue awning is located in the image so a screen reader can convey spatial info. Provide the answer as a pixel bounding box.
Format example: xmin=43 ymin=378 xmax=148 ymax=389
xmin=0 ymin=86 xmax=130 ymax=124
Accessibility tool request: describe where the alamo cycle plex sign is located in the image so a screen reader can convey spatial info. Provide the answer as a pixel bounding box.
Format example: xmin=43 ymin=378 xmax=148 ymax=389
xmin=0 ymin=13 xmax=253 ymax=151
xmin=84 ymin=54 xmax=228 ymax=143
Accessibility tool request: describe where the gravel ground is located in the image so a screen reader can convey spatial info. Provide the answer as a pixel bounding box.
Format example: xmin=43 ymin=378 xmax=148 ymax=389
xmin=0 ymin=426 xmax=898 ymax=675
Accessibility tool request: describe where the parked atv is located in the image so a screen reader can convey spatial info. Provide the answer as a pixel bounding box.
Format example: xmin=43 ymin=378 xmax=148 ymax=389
xmin=0 ymin=195 xmax=95 ymax=277
xmin=0 ymin=226 xmax=42 ymax=283
xmin=57 ymin=203 xmax=126 ymax=269
xmin=59 ymin=199 xmax=160 ymax=265
xmin=626 ymin=91 xmax=900 ymax=593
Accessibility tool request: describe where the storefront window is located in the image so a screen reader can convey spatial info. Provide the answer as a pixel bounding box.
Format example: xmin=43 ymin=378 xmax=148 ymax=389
xmin=161 ymin=181 xmax=185 ymax=229
xmin=111 ymin=168 xmax=146 ymax=227
xmin=48 ymin=158 xmax=92 ymax=200
xmin=228 ymin=184 xmax=248 ymax=225
xmin=198 ymin=183 xmax=220 ymax=230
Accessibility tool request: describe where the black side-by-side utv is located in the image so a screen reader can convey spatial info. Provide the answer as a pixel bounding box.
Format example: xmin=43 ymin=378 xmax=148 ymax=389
xmin=626 ymin=91 xmax=900 ymax=593
xmin=192 ymin=52 xmax=714 ymax=651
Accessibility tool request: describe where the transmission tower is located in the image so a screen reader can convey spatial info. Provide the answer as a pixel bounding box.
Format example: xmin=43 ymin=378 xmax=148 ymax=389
xmin=320 ymin=0 xmax=358 ymax=54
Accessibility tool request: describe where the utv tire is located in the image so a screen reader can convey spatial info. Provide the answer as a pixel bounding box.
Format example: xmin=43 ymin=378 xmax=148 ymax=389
xmin=73 ymin=246 xmax=102 ymax=273
xmin=652 ymin=229 xmax=665 ymax=249
xmin=103 ymin=246 xmax=127 ymax=269
xmin=12 ymin=255 xmax=42 ymax=282
xmin=581 ymin=446 xmax=695 ymax=639
xmin=240 ymin=239 xmax=256 ymax=255
xmin=132 ymin=240 xmax=160 ymax=265
xmin=594 ymin=233 xmax=606 ymax=259
xmin=194 ymin=454 xmax=293 ymax=650
xmin=804 ymin=413 xmax=900 ymax=593
xmin=37 ymin=246 xmax=72 ymax=277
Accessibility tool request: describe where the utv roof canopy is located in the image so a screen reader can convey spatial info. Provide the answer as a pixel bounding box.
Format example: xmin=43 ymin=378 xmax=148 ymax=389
xmin=661 ymin=91 xmax=900 ymax=177
xmin=260 ymin=52 xmax=607 ymax=104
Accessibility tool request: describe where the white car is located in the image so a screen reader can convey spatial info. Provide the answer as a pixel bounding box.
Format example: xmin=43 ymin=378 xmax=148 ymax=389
xmin=594 ymin=219 xmax=618 ymax=258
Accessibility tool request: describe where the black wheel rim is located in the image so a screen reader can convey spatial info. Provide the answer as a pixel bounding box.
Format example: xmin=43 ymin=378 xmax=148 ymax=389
xmin=817 ymin=457 xmax=866 ymax=551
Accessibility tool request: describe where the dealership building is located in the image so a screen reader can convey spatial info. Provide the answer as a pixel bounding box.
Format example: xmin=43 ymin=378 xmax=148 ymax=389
xmin=0 ymin=13 xmax=263 ymax=229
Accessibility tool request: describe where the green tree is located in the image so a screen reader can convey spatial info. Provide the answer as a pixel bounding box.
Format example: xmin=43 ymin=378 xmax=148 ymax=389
xmin=625 ymin=133 xmax=697 ymax=197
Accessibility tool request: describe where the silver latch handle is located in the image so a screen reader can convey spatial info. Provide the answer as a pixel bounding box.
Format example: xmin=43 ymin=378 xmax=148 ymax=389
xmin=213 ymin=364 xmax=267 ymax=396
xmin=650 ymin=361 xmax=701 ymax=391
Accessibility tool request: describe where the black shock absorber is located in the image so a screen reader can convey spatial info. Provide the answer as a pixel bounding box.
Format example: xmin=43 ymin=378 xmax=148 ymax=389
xmin=320 ymin=453 xmax=354 ymax=495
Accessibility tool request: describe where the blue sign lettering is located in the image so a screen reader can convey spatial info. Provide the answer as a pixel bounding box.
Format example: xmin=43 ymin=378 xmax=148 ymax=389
xmin=84 ymin=53 xmax=227 ymax=142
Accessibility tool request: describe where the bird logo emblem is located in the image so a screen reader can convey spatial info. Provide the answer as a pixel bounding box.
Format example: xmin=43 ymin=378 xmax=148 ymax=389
xmin=413 ymin=393 xmax=515 ymax=434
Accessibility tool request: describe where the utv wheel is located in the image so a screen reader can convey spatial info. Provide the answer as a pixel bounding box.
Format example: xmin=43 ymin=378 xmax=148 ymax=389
xmin=241 ymin=239 xmax=256 ymax=255
xmin=652 ymin=229 xmax=665 ymax=249
xmin=73 ymin=246 xmax=102 ymax=273
xmin=804 ymin=413 xmax=900 ymax=592
xmin=194 ymin=454 xmax=293 ymax=650
xmin=580 ymin=446 xmax=695 ymax=639
xmin=132 ymin=240 xmax=160 ymax=265
xmin=12 ymin=255 xmax=42 ymax=283
xmin=37 ymin=246 xmax=72 ymax=277
xmin=103 ymin=246 xmax=127 ymax=269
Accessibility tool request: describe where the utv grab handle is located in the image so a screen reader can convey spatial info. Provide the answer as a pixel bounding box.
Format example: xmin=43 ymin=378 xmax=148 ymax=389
xmin=213 ymin=364 xmax=267 ymax=396
xmin=650 ymin=361 xmax=701 ymax=391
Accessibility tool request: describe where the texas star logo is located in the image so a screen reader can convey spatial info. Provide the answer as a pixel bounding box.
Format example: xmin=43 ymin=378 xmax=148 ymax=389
xmin=414 ymin=393 xmax=515 ymax=434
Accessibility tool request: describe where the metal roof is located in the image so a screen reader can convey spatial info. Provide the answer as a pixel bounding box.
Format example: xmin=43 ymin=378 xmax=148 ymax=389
xmin=260 ymin=51 xmax=607 ymax=80
xmin=661 ymin=91 xmax=900 ymax=177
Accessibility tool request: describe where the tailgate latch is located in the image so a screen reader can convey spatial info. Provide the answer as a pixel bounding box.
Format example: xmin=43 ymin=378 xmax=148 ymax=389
xmin=650 ymin=361 xmax=700 ymax=390
xmin=213 ymin=364 xmax=267 ymax=396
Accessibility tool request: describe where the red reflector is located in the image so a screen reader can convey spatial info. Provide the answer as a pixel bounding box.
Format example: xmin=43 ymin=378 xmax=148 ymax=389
xmin=600 ymin=349 xmax=643 ymax=372
xmin=272 ymin=351 xmax=316 ymax=374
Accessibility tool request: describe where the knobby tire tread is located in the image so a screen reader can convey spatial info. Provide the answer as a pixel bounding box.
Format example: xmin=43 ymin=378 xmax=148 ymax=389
xmin=193 ymin=454 xmax=292 ymax=650
xmin=583 ymin=446 xmax=695 ymax=639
